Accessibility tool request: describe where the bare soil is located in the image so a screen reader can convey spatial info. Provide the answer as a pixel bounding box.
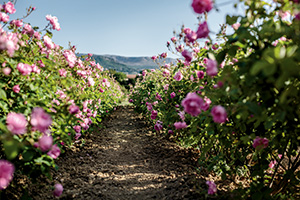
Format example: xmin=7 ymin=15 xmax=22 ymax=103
xmin=26 ymin=106 xmax=211 ymax=200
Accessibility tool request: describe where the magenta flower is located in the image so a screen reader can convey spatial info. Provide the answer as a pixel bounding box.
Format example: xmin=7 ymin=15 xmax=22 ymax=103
xmin=68 ymin=104 xmax=80 ymax=114
xmin=269 ymin=160 xmax=277 ymax=169
xmin=191 ymin=0 xmax=213 ymax=14
xmin=12 ymin=85 xmax=20 ymax=93
xmin=38 ymin=135 xmax=53 ymax=152
xmin=182 ymin=50 xmax=193 ymax=62
xmin=186 ymin=30 xmax=197 ymax=43
xmin=174 ymin=71 xmax=183 ymax=81
xmin=30 ymin=107 xmax=52 ymax=133
xmin=0 ymin=160 xmax=15 ymax=190
xmin=174 ymin=121 xmax=187 ymax=129
xmin=154 ymin=121 xmax=163 ymax=132
xmin=53 ymin=183 xmax=63 ymax=197
xmin=200 ymin=97 xmax=211 ymax=111
xmin=47 ymin=144 xmax=61 ymax=159
xmin=170 ymin=92 xmax=176 ymax=99
xmin=196 ymin=70 xmax=204 ymax=79
xmin=206 ymin=181 xmax=217 ymax=195
xmin=181 ymin=92 xmax=204 ymax=117
xmin=73 ymin=125 xmax=81 ymax=133
xmin=206 ymin=59 xmax=218 ymax=77
xmin=58 ymin=68 xmax=67 ymax=77
xmin=6 ymin=112 xmax=27 ymax=135
xmin=211 ymin=105 xmax=227 ymax=123
xmin=253 ymin=137 xmax=269 ymax=150
xmin=151 ymin=110 xmax=158 ymax=120
xmin=196 ymin=21 xmax=210 ymax=39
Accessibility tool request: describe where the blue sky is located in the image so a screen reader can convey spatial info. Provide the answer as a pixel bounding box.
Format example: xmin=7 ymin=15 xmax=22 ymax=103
xmin=8 ymin=0 xmax=243 ymax=58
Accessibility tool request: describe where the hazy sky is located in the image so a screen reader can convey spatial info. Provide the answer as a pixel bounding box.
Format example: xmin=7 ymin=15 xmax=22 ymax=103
xmin=7 ymin=0 xmax=243 ymax=58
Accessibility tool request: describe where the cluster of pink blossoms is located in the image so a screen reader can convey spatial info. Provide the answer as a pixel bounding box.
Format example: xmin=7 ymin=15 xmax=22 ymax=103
xmin=46 ymin=15 xmax=61 ymax=31
xmin=253 ymin=136 xmax=269 ymax=150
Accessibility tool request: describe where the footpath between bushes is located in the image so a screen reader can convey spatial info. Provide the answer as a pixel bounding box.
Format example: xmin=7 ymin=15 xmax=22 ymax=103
xmin=4 ymin=106 xmax=238 ymax=200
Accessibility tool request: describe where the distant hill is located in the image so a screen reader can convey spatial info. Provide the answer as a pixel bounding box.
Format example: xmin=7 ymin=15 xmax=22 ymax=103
xmin=77 ymin=54 xmax=177 ymax=74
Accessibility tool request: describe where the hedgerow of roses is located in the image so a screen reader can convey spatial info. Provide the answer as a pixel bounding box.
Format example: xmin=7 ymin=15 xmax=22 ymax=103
xmin=130 ymin=0 xmax=300 ymax=198
xmin=0 ymin=1 xmax=124 ymax=196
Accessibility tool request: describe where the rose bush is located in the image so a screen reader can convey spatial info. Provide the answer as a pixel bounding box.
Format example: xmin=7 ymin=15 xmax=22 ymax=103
xmin=0 ymin=1 xmax=125 ymax=195
xmin=130 ymin=0 xmax=300 ymax=198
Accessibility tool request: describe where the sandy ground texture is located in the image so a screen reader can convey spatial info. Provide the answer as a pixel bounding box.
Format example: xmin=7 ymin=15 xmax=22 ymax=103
xmin=24 ymin=106 xmax=211 ymax=200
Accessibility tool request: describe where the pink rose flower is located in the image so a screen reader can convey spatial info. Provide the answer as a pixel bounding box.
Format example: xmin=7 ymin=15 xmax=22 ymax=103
xmin=38 ymin=135 xmax=53 ymax=152
xmin=200 ymin=97 xmax=211 ymax=111
xmin=196 ymin=21 xmax=210 ymax=39
xmin=186 ymin=30 xmax=197 ymax=43
xmin=30 ymin=107 xmax=52 ymax=133
xmin=3 ymin=2 xmax=16 ymax=14
xmin=58 ymin=68 xmax=67 ymax=77
xmin=170 ymin=92 xmax=176 ymax=99
xmin=206 ymin=59 xmax=218 ymax=77
xmin=43 ymin=35 xmax=55 ymax=49
xmin=75 ymin=133 xmax=81 ymax=140
xmin=181 ymin=92 xmax=204 ymax=117
xmin=174 ymin=121 xmax=187 ymax=129
xmin=6 ymin=112 xmax=27 ymax=135
xmin=232 ymin=22 xmax=241 ymax=30
xmin=211 ymin=105 xmax=227 ymax=123
xmin=47 ymin=144 xmax=61 ymax=159
xmin=154 ymin=121 xmax=163 ymax=132
xmin=17 ymin=63 xmax=32 ymax=76
xmin=151 ymin=110 xmax=158 ymax=120
xmin=68 ymin=104 xmax=80 ymax=114
xmin=191 ymin=0 xmax=213 ymax=14
xmin=46 ymin=15 xmax=61 ymax=31
xmin=196 ymin=70 xmax=204 ymax=79
xmin=269 ymin=160 xmax=277 ymax=169
xmin=174 ymin=71 xmax=183 ymax=81
xmin=13 ymin=85 xmax=20 ymax=93
xmin=0 ymin=160 xmax=15 ymax=190
xmin=0 ymin=12 xmax=9 ymax=23
xmin=182 ymin=50 xmax=193 ymax=62
xmin=253 ymin=137 xmax=269 ymax=150
xmin=73 ymin=125 xmax=81 ymax=133
xmin=53 ymin=183 xmax=63 ymax=197
xmin=2 ymin=67 xmax=11 ymax=75
xmin=178 ymin=111 xmax=185 ymax=121
xmin=206 ymin=180 xmax=217 ymax=195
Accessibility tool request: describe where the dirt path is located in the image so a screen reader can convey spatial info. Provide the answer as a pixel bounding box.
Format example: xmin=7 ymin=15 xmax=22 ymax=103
xmin=29 ymin=106 xmax=205 ymax=200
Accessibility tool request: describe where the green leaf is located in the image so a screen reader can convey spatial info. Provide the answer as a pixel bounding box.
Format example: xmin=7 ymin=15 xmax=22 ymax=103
xmin=22 ymin=150 xmax=35 ymax=162
xmin=3 ymin=139 xmax=20 ymax=160
xmin=0 ymin=89 xmax=7 ymax=100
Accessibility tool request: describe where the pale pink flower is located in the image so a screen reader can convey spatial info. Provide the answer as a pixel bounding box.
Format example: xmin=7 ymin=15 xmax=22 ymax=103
xmin=206 ymin=180 xmax=217 ymax=195
xmin=38 ymin=135 xmax=53 ymax=152
xmin=3 ymin=2 xmax=16 ymax=14
xmin=53 ymin=183 xmax=63 ymax=197
xmin=10 ymin=19 xmax=23 ymax=27
xmin=0 ymin=160 xmax=14 ymax=190
xmin=178 ymin=111 xmax=185 ymax=121
xmin=253 ymin=137 xmax=269 ymax=150
xmin=47 ymin=144 xmax=61 ymax=159
xmin=206 ymin=59 xmax=218 ymax=77
xmin=232 ymin=23 xmax=240 ymax=30
xmin=58 ymin=68 xmax=67 ymax=77
xmin=171 ymin=37 xmax=177 ymax=42
xmin=6 ymin=112 xmax=27 ymax=135
xmin=181 ymin=92 xmax=204 ymax=117
xmin=30 ymin=107 xmax=52 ymax=133
xmin=196 ymin=21 xmax=209 ymax=38
xmin=174 ymin=121 xmax=187 ymax=129
xmin=269 ymin=160 xmax=277 ymax=169
xmin=43 ymin=35 xmax=55 ymax=49
xmin=75 ymin=133 xmax=81 ymax=140
xmin=0 ymin=12 xmax=9 ymax=22
xmin=17 ymin=63 xmax=32 ymax=75
xmin=211 ymin=105 xmax=227 ymax=123
xmin=174 ymin=71 xmax=183 ymax=81
xmin=63 ymin=50 xmax=77 ymax=68
xmin=2 ymin=67 xmax=11 ymax=75
xmin=46 ymin=15 xmax=61 ymax=31
xmin=191 ymin=0 xmax=213 ymax=14
xmin=12 ymin=85 xmax=20 ymax=93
